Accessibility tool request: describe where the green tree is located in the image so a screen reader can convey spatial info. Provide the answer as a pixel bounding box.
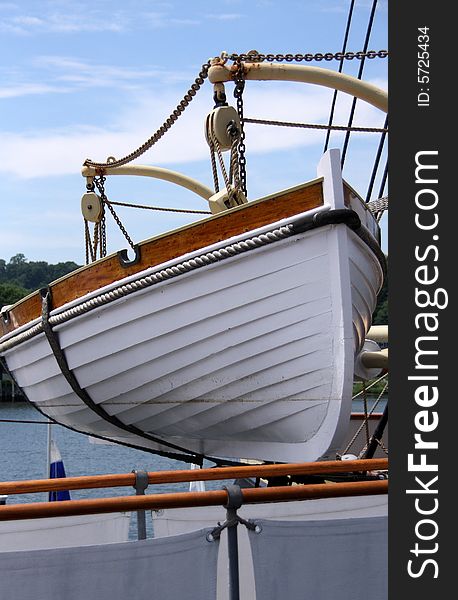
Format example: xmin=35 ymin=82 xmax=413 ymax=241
xmin=0 ymin=282 xmax=29 ymax=307
xmin=2 ymin=255 xmax=80 ymax=292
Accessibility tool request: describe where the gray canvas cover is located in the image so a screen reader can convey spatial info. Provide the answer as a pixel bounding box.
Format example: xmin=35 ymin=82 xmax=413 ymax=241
xmin=0 ymin=528 xmax=218 ymax=600
xmin=248 ymin=516 xmax=387 ymax=600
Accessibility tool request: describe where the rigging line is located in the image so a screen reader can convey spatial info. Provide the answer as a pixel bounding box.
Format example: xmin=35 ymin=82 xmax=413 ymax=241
xmin=351 ymin=372 xmax=388 ymax=400
xmin=244 ymin=117 xmax=387 ymax=133
xmin=0 ymin=418 xmax=50 ymax=424
xmin=105 ymin=199 xmax=211 ymax=215
xmin=341 ymin=0 xmax=379 ymax=168
xmin=324 ymin=0 xmax=356 ymax=152
xmin=365 ymin=115 xmax=388 ymax=202
xmin=375 ymin=160 xmax=388 ymax=221
xmin=377 ymin=160 xmax=388 ymax=200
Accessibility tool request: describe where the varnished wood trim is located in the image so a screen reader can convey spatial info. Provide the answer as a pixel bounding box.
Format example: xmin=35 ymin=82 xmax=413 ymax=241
xmin=0 ymin=480 xmax=388 ymax=520
xmin=1 ymin=179 xmax=323 ymax=335
xmin=0 ymin=459 xmax=388 ymax=495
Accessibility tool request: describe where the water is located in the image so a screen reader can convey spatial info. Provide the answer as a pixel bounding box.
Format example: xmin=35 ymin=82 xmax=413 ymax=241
xmin=0 ymin=403 xmax=196 ymax=501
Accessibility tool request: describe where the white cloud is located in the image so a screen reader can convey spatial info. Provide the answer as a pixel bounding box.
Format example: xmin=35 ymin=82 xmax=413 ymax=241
xmin=0 ymin=55 xmax=194 ymax=100
xmin=35 ymin=56 xmax=166 ymax=86
xmin=206 ymin=13 xmax=242 ymax=21
xmin=0 ymin=81 xmax=387 ymax=179
xmin=0 ymin=2 xmax=231 ymax=35
xmin=0 ymin=5 xmax=126 ymax=34
xmin=0 ymin=82 xmax=70 ymax=98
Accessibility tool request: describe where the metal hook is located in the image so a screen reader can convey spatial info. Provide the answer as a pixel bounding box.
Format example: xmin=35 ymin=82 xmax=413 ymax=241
xmin=118 ymin=245 xmax=141 ymax=267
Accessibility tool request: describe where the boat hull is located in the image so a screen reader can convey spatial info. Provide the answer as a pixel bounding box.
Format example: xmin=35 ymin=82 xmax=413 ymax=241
xmin=0 ymin=151 xmax=384 ymax=463
xmin=1 ymin=219 xmax=381 ymax=462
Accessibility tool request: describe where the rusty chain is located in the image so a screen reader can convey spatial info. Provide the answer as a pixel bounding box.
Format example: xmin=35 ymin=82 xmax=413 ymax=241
xmin=227 ymin=50 xmax=388 ymax=62
xmin=94 ymin=175 xmax=136 ymax=253
xmin=234 ymin=66 xmax=247 ymax=197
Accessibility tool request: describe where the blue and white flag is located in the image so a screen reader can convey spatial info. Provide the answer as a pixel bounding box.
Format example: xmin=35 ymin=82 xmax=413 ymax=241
xmin=49 ymin=440 xmax=71 ymax=502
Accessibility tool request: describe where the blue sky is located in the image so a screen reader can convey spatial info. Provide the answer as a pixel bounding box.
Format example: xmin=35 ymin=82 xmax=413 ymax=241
xmin=0 ymin=0 xmax=387 ymax=265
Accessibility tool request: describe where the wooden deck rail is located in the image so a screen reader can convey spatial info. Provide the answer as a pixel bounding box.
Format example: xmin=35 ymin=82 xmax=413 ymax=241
xmin=0 ymin=458 xmax=388 ymax=496
xmin=0 ymin=479 xmax=388 ymax=521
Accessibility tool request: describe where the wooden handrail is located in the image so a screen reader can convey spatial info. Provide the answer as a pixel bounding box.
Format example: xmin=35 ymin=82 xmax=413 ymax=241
xmin=0 ymin=458 xmax=388 ymax=495
xmin=0 ymin=480 xmax=388 ymax=521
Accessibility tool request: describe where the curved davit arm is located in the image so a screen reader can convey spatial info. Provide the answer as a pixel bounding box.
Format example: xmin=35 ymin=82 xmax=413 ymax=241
xmin=81 ymin=164 xmax=214 ymax=201
xmin=208 ymin=61 xmax=388 ymax=114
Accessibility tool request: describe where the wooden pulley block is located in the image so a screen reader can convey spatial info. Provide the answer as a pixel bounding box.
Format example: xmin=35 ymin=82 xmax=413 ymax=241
xmin=205 ymin=106 xmax=241 ymax=151
xmin=81 ymin=192 xmax=103 ymax=223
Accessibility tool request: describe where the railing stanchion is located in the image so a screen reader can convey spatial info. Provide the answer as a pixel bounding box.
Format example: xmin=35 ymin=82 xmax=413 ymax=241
xmin=132 ymin=470 xmax=148 ymax=540
xmin=224 ymin=485 xmax=243 ymax=600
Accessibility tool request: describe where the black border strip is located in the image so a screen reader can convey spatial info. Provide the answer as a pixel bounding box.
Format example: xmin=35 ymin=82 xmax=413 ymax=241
xmin=40 ymin=288 xmax=205 ymax=465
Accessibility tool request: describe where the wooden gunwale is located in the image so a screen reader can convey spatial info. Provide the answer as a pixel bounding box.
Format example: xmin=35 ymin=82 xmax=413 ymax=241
xmin=1 ymin=179 xmax=324 ymax=336
xmin=0 ymin=479 xmax=388 ymax=521
xmin=0 ymin=458 xmax=387 ymax=495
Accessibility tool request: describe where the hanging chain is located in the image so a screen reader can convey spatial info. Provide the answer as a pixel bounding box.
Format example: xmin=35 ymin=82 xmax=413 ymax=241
xmin=84 ymin=61 xmax=211 ymax=171
xmin=92 ymin=218 xmax=100 ymax=259
xmin=234 ymin=64 xmax=247 ymax=197
xmin=227 ymin=50 xmax=388 ymax=63
xmin=100 ymin=212 xmax=107 ymax=257
xmin=94 ymin=175 xmax=136 ymax=252
xmin=229 ymin=124 xmax=241 ymax=191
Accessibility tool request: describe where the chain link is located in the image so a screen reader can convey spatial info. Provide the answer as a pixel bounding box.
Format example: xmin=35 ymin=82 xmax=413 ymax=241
xmin=234 ymin=65 xmax=247 ymax=197
xmin=228 ymin=50 xmax=388 ymax=63
xmin=229 ymin=127 xmax=241 ymax=191
xmin=100 ymin=213 xmax=107 ymax=257
xmin=94 ymin=175 xmax=136 ymax=252
xmin=84 ymin=62 xmax=211 ymax=171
